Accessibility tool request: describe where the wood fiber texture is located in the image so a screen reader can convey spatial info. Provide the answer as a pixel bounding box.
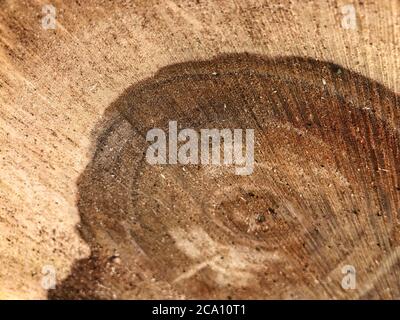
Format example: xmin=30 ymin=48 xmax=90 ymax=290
xmin=0 ymin=0 xmax=399 ymax=299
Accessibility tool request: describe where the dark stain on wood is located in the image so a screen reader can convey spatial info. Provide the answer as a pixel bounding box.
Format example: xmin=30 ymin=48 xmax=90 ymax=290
xmin=49 ymin=53 xmax=400 ymax=299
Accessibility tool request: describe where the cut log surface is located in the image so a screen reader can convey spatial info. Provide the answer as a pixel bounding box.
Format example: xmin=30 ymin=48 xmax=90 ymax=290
xmin=0 ymin=0 xmax=399 ymax=299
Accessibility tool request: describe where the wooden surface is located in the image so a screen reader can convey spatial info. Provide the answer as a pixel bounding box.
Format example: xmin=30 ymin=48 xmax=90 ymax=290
xmin=0 ymin=0 xmax=399 ymax=299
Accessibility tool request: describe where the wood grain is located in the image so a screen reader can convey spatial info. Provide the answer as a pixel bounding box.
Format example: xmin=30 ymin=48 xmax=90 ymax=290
xmin=49 ymin=54 xmax=400 ymax=299
xmin=0 ymin=0 xmax=399 ymax=299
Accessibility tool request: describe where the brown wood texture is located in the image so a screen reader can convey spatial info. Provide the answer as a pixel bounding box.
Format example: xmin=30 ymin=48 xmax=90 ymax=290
xmin=0 ymin=0 xmax=399 ymax=299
